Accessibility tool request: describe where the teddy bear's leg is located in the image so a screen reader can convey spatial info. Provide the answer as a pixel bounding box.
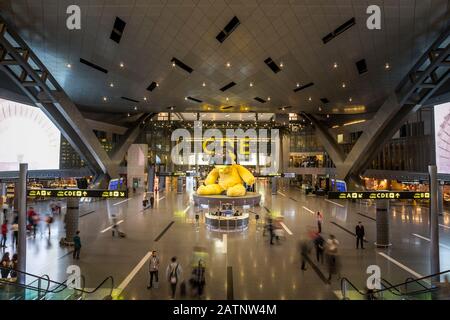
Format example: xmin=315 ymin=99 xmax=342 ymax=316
xmin=197 ymin=184 xmax=224 ymax=195
xmin=226 ymin=184 xmax=246 ymax=197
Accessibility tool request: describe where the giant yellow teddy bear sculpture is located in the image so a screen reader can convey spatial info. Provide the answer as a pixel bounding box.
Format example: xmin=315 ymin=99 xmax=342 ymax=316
xmin=197 ymin=164 xmax=255 ymax=197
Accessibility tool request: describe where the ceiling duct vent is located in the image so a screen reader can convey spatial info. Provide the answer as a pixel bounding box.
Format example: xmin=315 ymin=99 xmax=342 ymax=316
xmin=146 ymin=82 xmax=157 ymax=92
xmin=356 ymin=59 xmax=368 ymax=74
xmin=110 ymin=17 xmax=127 ymax=44
xmin=322 ymin=17 xmax=356 ymax=44
xmin=187 ymin=96 xmax=203 ymax=103
xmin=171 ymin=57 xmax=193 ymax=74
xmin=220 ymin=81 xmax=236 ymax=92
xmin=293 ymin=82 xmax=314 ymax=92
xmin=79 ymin=58 xmax=108 ymax=74
xmin=264 ymin=57 xmax=281 ymax=74
xmin=121 ymin=96 xmax=139 ymax=103
xmin=254 ymin=97 xmax=267 ymax=103
xmin=216 ymin=16 xmax=240 ymax=43
xmin=320 ymin=98 xmax=330 ymax=104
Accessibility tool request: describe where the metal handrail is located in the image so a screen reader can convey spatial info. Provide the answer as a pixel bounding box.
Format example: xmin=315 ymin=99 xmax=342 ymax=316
xmin=405 ymin=277 xmax=429 ymax=290
xmin=341 ymin=269 xmax=450 ymax=300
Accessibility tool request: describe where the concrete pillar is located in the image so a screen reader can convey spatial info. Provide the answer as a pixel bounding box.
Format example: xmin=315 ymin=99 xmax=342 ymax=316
xmin=271 ymin=177 xmax=277 ymax=195
xmin=375 ymin=199 xmax=391 ymax=247
xmin=63 ymin=198 xmax=79 ymax=245
xmin=429 ymin=165 xmax=440 ymax=282
xmin=177 ymin=176 xmax=183 ymax=194
xmin=17 ymin=163 xmax=27 ymax=285
xmin=438 ymin=182 xmax=444 ymax=216
xmin=148 ymin=165 xmax=155 ymax=193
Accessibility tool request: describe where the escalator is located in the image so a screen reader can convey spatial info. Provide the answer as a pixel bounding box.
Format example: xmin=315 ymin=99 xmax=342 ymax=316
xmin=340 ymin=269 xmax=450 ymax=300
xmin=0 ymin=268 xmax=114 ymax=300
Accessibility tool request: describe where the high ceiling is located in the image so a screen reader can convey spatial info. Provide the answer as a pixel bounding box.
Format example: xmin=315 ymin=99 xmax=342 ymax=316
xmin=0 ymin=0 xmax=449 ymax=118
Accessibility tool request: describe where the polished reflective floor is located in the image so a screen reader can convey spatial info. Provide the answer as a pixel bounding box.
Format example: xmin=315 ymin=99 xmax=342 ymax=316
xmin=8 ymin=181 xmax=450 ymax=300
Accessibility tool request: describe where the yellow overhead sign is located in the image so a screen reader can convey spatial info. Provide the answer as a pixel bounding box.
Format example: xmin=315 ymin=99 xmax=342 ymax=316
xmin=328 ymin=192 xmax=430 ymax=200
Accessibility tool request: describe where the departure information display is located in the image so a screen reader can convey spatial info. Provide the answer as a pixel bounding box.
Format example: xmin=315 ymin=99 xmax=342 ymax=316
xmin=328 ymin=191 xmax=430 ymax=200
xmin=27 ymin=189 xmax=128 ymax=198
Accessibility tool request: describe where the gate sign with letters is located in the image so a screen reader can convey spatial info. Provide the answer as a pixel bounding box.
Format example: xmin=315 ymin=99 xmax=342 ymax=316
xmin=27 ymin=189 xmax=128 ymax=198
xmin=328 ymin=191 xmax=430 ymax=200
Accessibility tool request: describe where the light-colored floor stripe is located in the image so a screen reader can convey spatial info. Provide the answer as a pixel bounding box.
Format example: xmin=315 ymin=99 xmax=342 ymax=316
xmin=378 ymin=252 xmax=423 ymax=279
xmin=302 ymin=206 xmax=315 ymax=214
xmin=223 ymin=234 xmax=227 ymax=254
xmin=280 ymin=222 xmax=293 ymax=235
xmin=440 ymin=224 xmax=450 ymax=230
xmin=115 ymin=251 xmax=152 ymax=296
xmin=158 ymin=196 xmax=166 ymax=201
xmin=183 ymin=205 xmax=191 ymax=214
xmin=277 ymin=191 xmax=287 ymax=197
xmin=100 ymin=220 xmax=124 ymax=233
xmin=113 ymin=198 xmax=132 ymax=206
xmin=412 ymin=233 xmax=450 ymax=250
xmin=325 ymin=199 xmax=345 ymax=208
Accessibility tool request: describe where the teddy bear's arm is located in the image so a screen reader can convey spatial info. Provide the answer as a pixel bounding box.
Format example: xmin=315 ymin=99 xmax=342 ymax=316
xmin=236 ymin=165 xmax=255 ymax=186
xmin=204 ymin=168 xmax=219 ymax=185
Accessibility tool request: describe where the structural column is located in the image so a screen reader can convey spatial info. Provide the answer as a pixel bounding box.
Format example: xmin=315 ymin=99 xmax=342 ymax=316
xmin=375 ymin=199 xmax=391 ymax=247
xmin=271 ymin=177 xmax=277 ymax=195
xmin=438 ymin=182 xmax=444 ymax=216
xmin=177 ymin=176 xmax=183 ymax=194
xmin=64 ymin=198 xmax=79 ymax=245
xmin=17 ymin=163 xmax=27 ymax=285
xmin=429 ymin=165 xmax=440 ymax=282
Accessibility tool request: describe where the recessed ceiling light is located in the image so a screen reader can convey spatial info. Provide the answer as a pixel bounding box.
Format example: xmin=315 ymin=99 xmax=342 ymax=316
xmin=249 ymin=82 xmax=253 ymax=87
xmin=226 ymin=97 xmax=229 ymax=101
xmin=144 ymin=97 xmax=147 ymax=101
xmin=333 ymin=62 xmax=338 ymax=68
xmin=281 ymin=107 xmax=286 ymax=111
xmin=296 ymin=83 xmax=300 ymax=87
xmin=156 ymin=83 xmax=159 ymax=87
xmin=280 ymin=62 xmax=284 ymax=68
xmin=66 ymin=63 xmax=72 ymax=68
xmin=225 ymin=114 xmax=230 ymax=117
xmin=109 ymin=83 xmax=114 ymax=88
xmin=119 ymin=62 xmax=124 ymax=68
xmin=268 ymin=97 xmax=271 ymax=101
xmin=342 ymin=82 xmax=346 ymax=88
xmin=385 ymin=62 xmax=390 ymax=70
xmin=185 ymin=97 xmax=188 ymax=100
xmin=169 ymin=106 xmax=174 ymax=110
xmin=318 ymin=107 xmax=322 ymax=111
xmin=226 ymin=62 xmax=231 ymax=68
xmin=308 ymin=97 xmax=312 ymax=101
xmin=327 ymin=114 xmax=330 ymax=118
xmin=103 ymin=97 xmax=107 ymax=101
xmin=349 ymin=97 xmax=353 ymax=102
xmin=127 ymin=113 xmax=130 ymax=117
xmin=202 ymin=82 xmax=206 ymax=87
xmin=134 ymin=106 xmax=138 ymax=110
xmin=172 ymin=62 xmax=176 ymax=67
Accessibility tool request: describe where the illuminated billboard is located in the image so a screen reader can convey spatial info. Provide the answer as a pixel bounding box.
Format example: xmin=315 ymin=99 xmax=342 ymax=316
xmin=0 ymin=99 xmax=60 ymax=171
xmin=435 ymin=102 xmax=450 ymax=174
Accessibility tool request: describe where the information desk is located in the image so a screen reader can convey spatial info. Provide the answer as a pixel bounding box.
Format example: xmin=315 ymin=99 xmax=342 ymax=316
xmin=205 ymin=213 xmax=249 ymax=232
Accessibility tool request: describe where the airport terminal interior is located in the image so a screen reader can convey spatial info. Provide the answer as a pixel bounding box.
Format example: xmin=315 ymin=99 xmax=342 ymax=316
xmin=0 ymin=0 xmax=448 ymax=301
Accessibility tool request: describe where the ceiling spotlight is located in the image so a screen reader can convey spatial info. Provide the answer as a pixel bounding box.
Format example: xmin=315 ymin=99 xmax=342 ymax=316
xmin=119 ymin=62 xmax=124 ymax=68
xmin=318 ymin=107 xmax=322 ymax=111
xmin=268 ymin=97 xmax=271 ymax=101
xmin=134 ymin=106 xmax=138 ymax=110
xmin=308 ymin=97 xmax=312 ymax=101
xmin=280 ymin=62 xmax=284 ymax=68
xmin=327 ymin=114 xmax=330 ymax=118
xmin=249 ymin=82 xmax=253 ymax=87
xmin=226 ymin=97 xmax=229 ymax=101
xmin=333 ymin=62 xmax=338 ymax=68
xmin=172 ymin=62 xmax=176 ymax=67
xmin=170 ymin=106 xmax=174 ymax=110
xmin=103 ymin=97 xmax=107 ymax=101
xmin=156 ymin=83 xmax=159 ymax=87
xmin=144 ymin=97 xmax=147 ymax=101
xmin=349 ymin=97 xmax=353 ymax=102
xmin=185 ymin=97 xmax=188 ymax=100
xmin=296 ymin=83 xmax=300 ymax=88
xmin=226 ymin=62 xmax=231 ymax=68
xmin=127 ymin=113 xmax=130 ymax=117
xmin=385 ymin=62 xmax=390 ymax=70
xmin=342 ymin=82 xmax=346 ymax=88
xmin=109 ymin=83 xmax=114 ymax=88
xmin=66 ymin=63 xmax=72 ymax=68
xmin=281 ymin=107 xmax=286 ymax=111
xmin=202 ymin=82 xmax=206 ymax=87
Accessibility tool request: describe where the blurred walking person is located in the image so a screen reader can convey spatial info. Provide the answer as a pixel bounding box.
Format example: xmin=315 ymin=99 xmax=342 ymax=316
xmin=316 ymin=212 xmax=323 ymax=233
xmin=166 ymin=256 xmax=183 ymax=299
xmin=11 ymin=219 xmax=18 ymax=248
xmin=313 ymin=232 xmax=325 ymax=264
xmin=73 ymin=231 xmax=81 ymax=260
xmin=299 ymin=239 xmax=312 ymax=271
xmin=0 ymin=252 xmax=10 ymax=279
xmin=325 ymin=234 xmax=340 ymax=282
xmin=147 ymin=250 xmax=160 ymax=289
xmin=190 ymin=260 xmax=206 ymax=298
xmin=1 ymin=220 xmax=7 ymax=248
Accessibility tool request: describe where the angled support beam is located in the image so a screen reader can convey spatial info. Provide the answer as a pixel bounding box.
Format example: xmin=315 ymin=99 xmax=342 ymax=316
xmin=0 ymin=14 xmax=117 ymax=178
xmin=299 ymin=112 xmax=345 ymax=169
xmin=110 ymin=113 xmax=156 ymax=165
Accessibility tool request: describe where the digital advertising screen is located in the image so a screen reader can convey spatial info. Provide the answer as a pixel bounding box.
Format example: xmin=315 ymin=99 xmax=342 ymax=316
xmin=0 ymin=98 xmax=60 ymax=171
xmin=434 ymin=102 xmax=450 ymax=174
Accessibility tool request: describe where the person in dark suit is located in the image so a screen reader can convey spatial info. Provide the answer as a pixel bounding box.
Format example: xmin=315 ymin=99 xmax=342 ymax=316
xmin=355 ymin=222 xmax=365 ymax=249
